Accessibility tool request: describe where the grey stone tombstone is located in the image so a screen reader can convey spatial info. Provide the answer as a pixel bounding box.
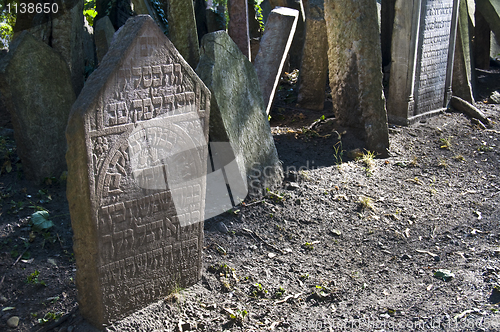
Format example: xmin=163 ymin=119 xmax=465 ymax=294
xmin=296 ymin=0 xmax=328 ymax=111
xmin=196 ymin=31 xmax=282 ymax=206
xmin=95 ymin=16 xmax=116 ymax=65
xmin=0 ymin=32 xmax=75 ymax=182
xmin=13 ymin=0 xmax=85 ymax=96
xmin=167 ymin=1 xmax=201 ymax=69
xmin=83 ymin=18 xmax=96 ymax=72
xmin=269 ymin=0 xmax=305 ymax=70
xmin=66 ymin=15 xmax=210 ymax=327
xmin=476 ymin=0 xmax=500 ymax=38
xmin=228 ymin=0 xmax=251 ymax=59
xmin=491 ymin=32 xmax=500 ymax=61
xmin=452 ymin=0 xmax=476 ymax=103
xmin=387 ymin=0 xmax=460 ymax=126
xmin=254 ymin=7 xmax=299 ymax=115
xmin=324 ymin=0 xmax=389 ymax=156
xmin=475 ymin=9 xmax=491 ymax=70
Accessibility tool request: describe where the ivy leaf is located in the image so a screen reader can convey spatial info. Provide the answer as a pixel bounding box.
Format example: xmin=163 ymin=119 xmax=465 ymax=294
xmin=31 ymin=211 xmax=54 ymax=232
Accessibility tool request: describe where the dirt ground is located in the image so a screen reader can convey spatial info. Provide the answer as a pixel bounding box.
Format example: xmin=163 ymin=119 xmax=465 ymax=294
xmin=0 ymin=66 xmax=500 ymax=331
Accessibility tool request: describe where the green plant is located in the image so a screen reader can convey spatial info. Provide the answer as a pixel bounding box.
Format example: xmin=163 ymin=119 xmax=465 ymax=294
xmin=453 ymin=154 xmax=465 ymax=162
xmin=27 ymin=270 xmax=46 ymax=286
xmin=439 ymin=136 xmax=452 ymax=149
xmin=229 ymin=308 xmax=248 ymax=324
xmin=437 ymin=158 xmax=448 ymax=168
xmin=83 ymin=0 xmax=97 ymax=26
xmin=0 ymin=0 xmax=16 ymax=48
xmin=333 ymin=141 xmax=344 ymax=165
xmin=358 ymin=196 xmax=374 ymax=210
xmin=37 ymin=311 xmax=62 ymax=325
xmin=251 ymin=283 xmax=268 ymax=297
xmin=274 ymin=286 xmax=286 ymax=298
xmin=302 ymin=242 xmax=314 ymax=250
xmin=478 ymin=144 xmax=493 ymax=152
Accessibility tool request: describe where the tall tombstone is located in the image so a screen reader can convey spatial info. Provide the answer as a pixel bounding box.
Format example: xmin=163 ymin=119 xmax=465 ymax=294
xmin=94 ymin=16 xmax=116 ymax=65
xmin=381 ymin=0 xmax=397 ymax=68
xmin=475 ymin=10 xmax=491 ymax=70
xmin=228 ymin=0 xmax=251 ymax=59
xmin=0 ymin=32 xmax=75 ymax=181
xmin=269 ymin=0 xmax=305 ymax=70
xmin=387 ymin=0 xmax=459 ymax=126
xmin=476 ymin=0 xmax=500 ymax=38
xmin=324 ymin=0 xmax=389 ymax=156
xmin=296 ymin=0 xmax=328 ymax=111
xmin=167 ymin=1 xmax=201 ymax=69
xmin=13 ymin=0 xmax=85 ymax=96
xmin=66 ymin=15 xmax=210 ymax=327
xmin=196 ymin=31 xmax=282 ymax=203
xmin=452 ymin=0 xmax=476 ymax=103
xmin=254 ymin=7 xmax=299 ymax=115
xmin=491 ymin=32 xmax=500 ymax=61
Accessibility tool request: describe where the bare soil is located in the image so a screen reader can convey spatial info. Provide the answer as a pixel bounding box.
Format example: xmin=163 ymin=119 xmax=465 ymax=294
xmin=0 ymin=67 xmax=500 ymax=332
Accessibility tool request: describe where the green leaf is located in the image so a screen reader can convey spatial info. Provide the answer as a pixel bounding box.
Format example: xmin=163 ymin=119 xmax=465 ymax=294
xmin=434 ymin=269 xmax=454 ymax=281
xmin=31 ymin=211 xmax=54 ymax=231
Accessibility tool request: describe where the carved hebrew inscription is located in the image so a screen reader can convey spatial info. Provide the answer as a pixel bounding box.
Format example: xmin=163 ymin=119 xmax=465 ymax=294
xmin=86 ymin=33 xmax=209 ymax=321
xmin=415 ymin=0 xmax=454 ymax=114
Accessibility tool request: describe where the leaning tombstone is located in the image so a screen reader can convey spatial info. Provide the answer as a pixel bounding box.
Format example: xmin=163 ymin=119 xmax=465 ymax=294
xmin=324 ymin=0 xmax=389 ymax=156
xmin=296 ymin=0 xmax=328 ymax=111
xmin=452 ymin=0 xmax=476 ymax=103
xmin=254 ymin=7 xmax=299 ymax=115
xmin=0 ymin=31 xmax=75 ymax=182
xmin=94 ymin=16 xmax=115 ymax=65
xmin=387 ymin=0 xmax=459 ymax=125
xmin=196 ymin=31 xmax=282 ymax=208
xmin=66 ymin=15 xmax=210 ymax=327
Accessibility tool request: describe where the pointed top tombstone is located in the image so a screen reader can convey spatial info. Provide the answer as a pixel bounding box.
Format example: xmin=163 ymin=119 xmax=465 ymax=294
xmin=66 ymin=15 xmax=210 ymax=327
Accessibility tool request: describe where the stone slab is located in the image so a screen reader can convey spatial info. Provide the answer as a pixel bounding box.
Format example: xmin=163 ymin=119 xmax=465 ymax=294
xmin=452 ymin=0 xmax=476 ymax=103
xmin=168 ymin=1 xmax=201 ymax=69
xmin=475 ymin=9 xmax=491 ymax=70
xmin=269 ymin=0 xmax=305 ymax=70
xmin=387 ymin=0 xmax=459 ymax=125
xmin=196 ymin=31 xmax=282 ymax=201
xmin=0 ymin=31 xmax=75 ymax=182
xmin=13 ymin=0 xmax=84 ymax=96
xmin=95 ymin=16 xmax=115 ymax=65
xmin=228 ymin=0 xmax=251 ymax=59
xmin=296 ymin=0 xmax=328 ymax=111
xmin=325 ymin=0 xmax=389 ymax=155
xmin=254 ymin=7 xmax=299 ymax=115
xmin=476 ymin=0 xmax=500 ymax=39
xmin=66 ymin=15 xmax=210 ymax=327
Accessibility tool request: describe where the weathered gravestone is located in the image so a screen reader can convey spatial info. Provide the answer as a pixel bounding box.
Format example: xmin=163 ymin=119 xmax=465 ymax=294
xmin=475 ymin=9 xmax=491 ymax=70
xmin=95 ymin=16 xmax=116 ymax=65
xmin=66 ymin=15 xmax=210 ymax=327
xmin=452 ymin=0 xmax=476 ymax=103
xmin=167 ymin=1 xmax=201 ymax=69
xmin=0 ymin=31 xmax=75 ymax=182
xmin=269 ymin=0 xmax=305 ymax=70
xmin=476 ymin=0 xmax=500 ymax=39
xmin=254 ymin=7 xmax=299 ymax=115
xmin=324 ymin=0 xmax=389 ymax=156
xmin=196 ymin=31 xmax=282 ymax=206
xmin=387 ymin=0 xmax=459 ymax=125
xmin=13 ymin=0 xmax=85 ymax=95
xmin=228 ymin=0 xmax=251 ymax=59
xmin=296 ymin=0 xmax=328 ymax=111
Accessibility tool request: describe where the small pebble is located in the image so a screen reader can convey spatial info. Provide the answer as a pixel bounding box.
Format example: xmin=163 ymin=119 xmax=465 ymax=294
xmin=0 ymin=296 xmax=7 ymax=303
xmin=401 ymin=254 xmax=412 ymax=260
xmin=7 ymin=316 xmax=19 ymax=328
